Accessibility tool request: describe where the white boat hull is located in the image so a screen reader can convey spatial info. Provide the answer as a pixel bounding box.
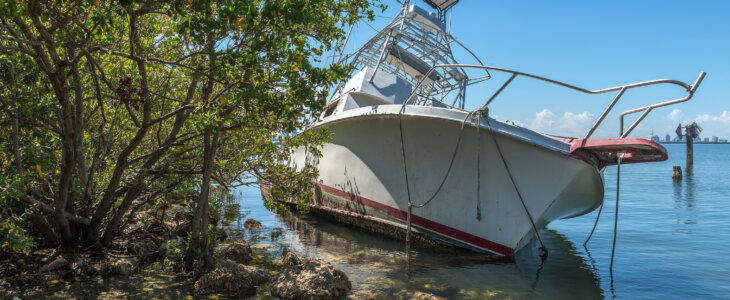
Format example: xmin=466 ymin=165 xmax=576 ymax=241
xmin=289 ymin=105 xmax=604 ymax=255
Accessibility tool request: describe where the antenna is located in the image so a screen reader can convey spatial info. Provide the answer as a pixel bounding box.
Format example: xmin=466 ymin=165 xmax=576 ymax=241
xmin=422 ymin=0 xmax=459 ymax=22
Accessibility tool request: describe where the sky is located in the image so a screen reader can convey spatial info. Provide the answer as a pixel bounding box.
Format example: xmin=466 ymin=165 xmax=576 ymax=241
xmin=335 ymin=0 xmax=730 ymax=139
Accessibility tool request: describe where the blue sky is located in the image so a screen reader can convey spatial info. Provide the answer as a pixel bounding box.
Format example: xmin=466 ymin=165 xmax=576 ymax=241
xmin=337 ymin=0 xmax=729 ymax=139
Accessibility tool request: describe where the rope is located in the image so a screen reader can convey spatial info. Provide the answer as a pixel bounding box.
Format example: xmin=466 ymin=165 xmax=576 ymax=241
xmin=475 ymin=117 xmax=482 ymax=220
xmin=583 ymin=202 xmax=603 ymax=246
xmin=398 ymin=105 xmax=547 ymax=257
xmin=610 ymin=154 xmax=623 ymax=275
xmin=397 ymin=110 xmax=414 ymax=245
xmin=398 ymin=106 xmax=482 ymax=245
xmin=484 ymin=114 xmax=548 ymax=258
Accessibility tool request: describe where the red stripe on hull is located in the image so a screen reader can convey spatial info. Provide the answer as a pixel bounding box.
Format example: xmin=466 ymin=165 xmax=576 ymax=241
xmin=315 ymin=183 xmax=514 ymax=256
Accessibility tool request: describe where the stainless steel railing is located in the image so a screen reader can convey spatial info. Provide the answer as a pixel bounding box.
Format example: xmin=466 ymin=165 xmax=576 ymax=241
xmin=401 ymin=64 xmax=706 ymax=139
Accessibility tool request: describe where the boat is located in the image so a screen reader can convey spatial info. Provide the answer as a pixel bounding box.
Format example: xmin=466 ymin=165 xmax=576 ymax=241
xmin=266 ymin=0 xmax=706 ymax=256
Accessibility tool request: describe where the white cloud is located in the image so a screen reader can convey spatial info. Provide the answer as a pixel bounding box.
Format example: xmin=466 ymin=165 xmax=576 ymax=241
xmin=529 ymin=109 xmax=595 ymax=137
xmin=668 ymin=109 xmax=682 ymax=120
xmin=694 ymin=114 xmax=711 ymax=122
xmin=561 ymin=111 xmax=594 ymax=129
xmin=711 ymin=110 xmax=730 ymax=124
xmin=687 ymin=111 xmax=730 ymax=124
xmin=530 ymin=109 xmax=555 ymax=132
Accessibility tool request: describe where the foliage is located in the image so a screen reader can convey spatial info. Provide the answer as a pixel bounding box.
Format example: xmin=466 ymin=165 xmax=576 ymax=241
xmin=0 ymin=0 xmax=381 ymax=265
xmin=0 ymin=214 xmax=36 ymax=256
xmin=0 ymin=178 xmax=36 ymax=255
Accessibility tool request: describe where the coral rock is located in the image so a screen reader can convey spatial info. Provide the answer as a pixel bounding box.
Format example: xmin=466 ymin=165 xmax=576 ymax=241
xmin=220 ymin=241 xmax=253 ymax=264
xmin=194 ymin=259 xmax=270 ymax=297
xmin=243 ymin=218 xmax=262 ymax=229
xmin=412 ymin=291 xmax=447 ymax=300
xmin=130 ymin=238 xmax=159 ymax=259
xmin=39 ymin=257 xmax=69 ymax=273
xmin=280 ymin=247 xmax=302 ymax=267
xmin=270 ymin=259 xmax=351 ymax=300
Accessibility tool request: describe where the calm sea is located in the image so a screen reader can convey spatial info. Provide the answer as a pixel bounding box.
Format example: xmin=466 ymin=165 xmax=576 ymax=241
xmin=234 ymin=143 xmax=730 ymax=299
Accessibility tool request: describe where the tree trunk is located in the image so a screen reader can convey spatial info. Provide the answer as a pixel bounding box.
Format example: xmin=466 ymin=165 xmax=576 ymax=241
xmin=10 ymin=63 xmax=22 ymax=175
xmin=185 ymin=13 xmax=217 ymax=273
xmin=185 ymin=127 xmax=219 ymax=272
xmin=87 ymin=8 xmax=153 ymax=248
xmin=55 ymin=81 xmax=77 ymax=246
xmin=99 ymin=102 xmax=195 ymax=246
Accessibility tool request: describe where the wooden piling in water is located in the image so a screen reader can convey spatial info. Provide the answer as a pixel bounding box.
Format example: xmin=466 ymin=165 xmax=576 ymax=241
xmin=673 ymin=166 xmax=682 ymax=180
xmin=686 ymin=134 xmax=694 ymax=165
xmin=677 ymin=122 xmax=701 ymax=166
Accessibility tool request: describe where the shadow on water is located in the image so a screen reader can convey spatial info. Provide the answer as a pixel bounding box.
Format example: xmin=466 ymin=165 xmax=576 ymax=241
xmin=274 ymin=209 xmax=603 ymax=299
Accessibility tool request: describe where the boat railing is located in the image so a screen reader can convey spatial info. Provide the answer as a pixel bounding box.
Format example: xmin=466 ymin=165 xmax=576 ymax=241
xmin=401 ymin=64 xmax=706 ymax=139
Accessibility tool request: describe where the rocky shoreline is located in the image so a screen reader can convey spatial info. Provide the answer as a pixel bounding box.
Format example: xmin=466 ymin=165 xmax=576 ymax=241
xmin=0 ymin=187 xmax=362 ymax=300
xmin=0 ymin=196 xmax=459 ymax=300
xmin=0 ymin=214 xmax=358 ymax=299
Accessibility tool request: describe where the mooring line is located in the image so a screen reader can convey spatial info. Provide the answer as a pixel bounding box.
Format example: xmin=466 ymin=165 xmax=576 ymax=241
xmin=397 ymin=109 xmax=414 ymax=246
xmin=398 ymin=105 xmax=481 ymax=245
xmin=398 ymin=106 xmax=549 ymax=259
xmin=610 ymin=154 xmax=623 ymax=275
xmin=583 ymin=202 xmax=604 ymax=247
xmin=484 ymin=112 xmax=548 ymax=259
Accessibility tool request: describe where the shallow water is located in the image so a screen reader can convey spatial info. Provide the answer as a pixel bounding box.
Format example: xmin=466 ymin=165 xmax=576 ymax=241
xmin=236 ymin=143 xmax=730 ymax=299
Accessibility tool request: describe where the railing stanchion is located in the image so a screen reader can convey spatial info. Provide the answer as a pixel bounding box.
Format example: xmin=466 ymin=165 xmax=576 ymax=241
xmin=586 ymin=87 xmax=626 ymax=139
xmin=484 ymin=73 xmax=518 ymax=108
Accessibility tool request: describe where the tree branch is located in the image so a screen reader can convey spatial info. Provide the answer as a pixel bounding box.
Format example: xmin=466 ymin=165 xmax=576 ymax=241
xmin=19 ymin=194 xmax=90 ymax=226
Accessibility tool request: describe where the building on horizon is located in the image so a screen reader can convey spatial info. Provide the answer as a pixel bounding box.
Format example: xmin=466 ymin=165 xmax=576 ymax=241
xmin=712 ymin=136 xmax=718 ymax=143
xmin=666 ymin=134 xmax=671 ymax=142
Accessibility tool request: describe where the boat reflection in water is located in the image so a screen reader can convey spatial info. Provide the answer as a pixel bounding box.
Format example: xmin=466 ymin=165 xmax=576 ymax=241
xmin=271 ymin=208 xmax=603 ymax=299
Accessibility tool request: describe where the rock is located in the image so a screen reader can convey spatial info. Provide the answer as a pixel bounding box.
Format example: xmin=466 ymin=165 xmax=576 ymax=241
xmin=243 ymin=218 xmax=262 ymax=229
xmin=280 ymin=247 xmax=302 ymax=267
xmin=93 ymin=257 xmax=138 ymax=277
xmin=270 ymin=259 xmax=351 ymax=300
xmin=159 ymin=236 xmax=185 ymax=260
xmin=122 ymin=222 xmax=144 ymax=235
xmin=130 ymin=238 xmax=158 ymax=259
xmin=220 ymin=241 xmax=253 ymax=264
xmin=169 ymin=204 xmax=192 ymax=222
xmin=112 ymin=258 xmax=137 ymax=276
xmin=194 ymin=259 xmax=270 ymax=297
xmin=173 ymin=221 xmax=191 ymax=238
xmin=270 ymin=227 xmax=284 ymax=240
xmin=39 ymin=257 xmax=69 ymax=273
xmin=412 ymin=291 xmax=447 ymax=300
xmin=147 ymin=220 xmax=166 ymax=234
xmin=216 ymin=228 xmax=228 ymax=242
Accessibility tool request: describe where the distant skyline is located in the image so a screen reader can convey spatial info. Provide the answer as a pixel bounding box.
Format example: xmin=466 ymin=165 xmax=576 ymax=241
xmin=335 ymin=0 xmax=729 ymax=138
xmin=647 ymin=131 xmax=728 ymax=144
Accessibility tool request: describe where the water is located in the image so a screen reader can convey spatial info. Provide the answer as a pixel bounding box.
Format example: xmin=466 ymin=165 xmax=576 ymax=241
xmin=234 ymin=144 xmax=730 ymax=299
